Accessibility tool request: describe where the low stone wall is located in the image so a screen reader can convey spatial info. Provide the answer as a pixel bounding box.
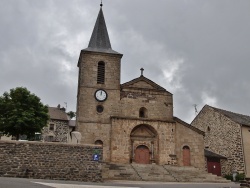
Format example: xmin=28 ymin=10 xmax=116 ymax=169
xmin=0 ymin=140 xmax=102 ymax=182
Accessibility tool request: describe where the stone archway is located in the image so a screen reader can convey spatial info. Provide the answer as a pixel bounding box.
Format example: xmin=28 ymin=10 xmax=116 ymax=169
xmin=134 ymin=145 xmax=150 ymax=164
xmin=130 ymin=124 xmax=158 ymax=164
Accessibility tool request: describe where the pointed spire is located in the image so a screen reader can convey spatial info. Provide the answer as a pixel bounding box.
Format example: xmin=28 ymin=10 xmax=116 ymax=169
xmin=84 ymin=4 xmax=120 ymax=54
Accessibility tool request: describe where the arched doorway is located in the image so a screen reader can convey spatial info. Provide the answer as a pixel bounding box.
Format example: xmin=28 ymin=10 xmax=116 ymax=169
xmin=183 ymin=146 xmax=191 ymax=166
xmin=130 ymin=124 xmax=158 ymax=164
xmin=134 ymin=145 xmax=150 ymax=164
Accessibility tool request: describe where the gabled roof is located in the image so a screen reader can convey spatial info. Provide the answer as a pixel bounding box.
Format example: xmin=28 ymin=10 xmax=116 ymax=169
xmin=83 ymin=7 xmax=121 ymax=55
xmin=48 ymin=107 xmax=69 ymax=121
xmin=174 ymin=117 xmax=205 ymax=136
xmin=207 ymin=105 xmax=250 ymax=127
xmin=204 ymin=149 xmax=227 ymax=159
xmin=121 ymin=75 xmax=171 ymax=93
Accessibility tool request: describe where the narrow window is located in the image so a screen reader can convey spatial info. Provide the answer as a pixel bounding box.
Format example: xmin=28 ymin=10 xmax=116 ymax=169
xmin=49 ymin=124 xmax=55 ymax=131
xmin=207 ymin=126 xmax=211 ymax=132
xmin=97 ymin=61 xmax=105 ymax=84
xmin=139 ymin=107 xmax=148 ymax=118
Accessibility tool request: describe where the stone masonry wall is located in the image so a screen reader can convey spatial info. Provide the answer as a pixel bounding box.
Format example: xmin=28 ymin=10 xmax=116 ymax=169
xmin=241 ymin=126 xmax=250 ymax=178
xmin=191 ymin=106 xmax=245 ymax=175
xmin=175 ymin=121 xmax=205 ymax=169
xmin=76 ymin=51 xmax=122 ymax=124
xmin=42 ymin=119 xmax=69 ymax=142
xmin=110 ymin=118 xmax=176 ymax=165
xmin=120 ymin=88 xmax=173 ymax=121
xmin=78 ymin=122 xmax=111 ymax=162
xmin=0 ymin=141 xmax=102 ymax=182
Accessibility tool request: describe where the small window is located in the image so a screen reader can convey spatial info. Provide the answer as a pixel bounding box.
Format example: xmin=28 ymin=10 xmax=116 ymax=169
xmin=139 ymin=107 xmax=147 ymax=118
xmin=49 ymin=124 xmax=55 ymax=131
xmin=97 ymin=61 xmax=105 ymax=84
xmin=48 ymin=136 xmax=54 ymax=142
xmin=207 ymin=126 xmax=211 ymax=132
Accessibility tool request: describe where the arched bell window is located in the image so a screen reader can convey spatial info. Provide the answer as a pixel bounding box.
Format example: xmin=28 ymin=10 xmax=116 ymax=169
xmin=97 ymin=61 xmax=105 ymax=84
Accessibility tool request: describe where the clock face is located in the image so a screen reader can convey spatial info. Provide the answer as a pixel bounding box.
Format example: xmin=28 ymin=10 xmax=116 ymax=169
xmin=95 ymin=89 xmax=107 ymax=102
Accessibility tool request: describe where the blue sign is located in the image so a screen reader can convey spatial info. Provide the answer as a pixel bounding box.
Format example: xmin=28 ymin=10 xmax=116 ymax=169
xmin=93 ymin=154 xmax=100 ymax=161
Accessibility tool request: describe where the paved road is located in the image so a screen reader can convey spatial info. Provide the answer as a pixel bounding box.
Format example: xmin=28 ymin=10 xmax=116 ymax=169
xmin=0 ymin=177 xmax=241 ymax=188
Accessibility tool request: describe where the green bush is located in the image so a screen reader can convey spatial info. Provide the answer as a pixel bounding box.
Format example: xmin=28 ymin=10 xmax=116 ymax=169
xmin=236 ymin=173 xmax=245 ymax=181
xmin=224 ymin=174 xmax=233 ymax=181
xmin=224 ymin=173 xmax=245 ymax=182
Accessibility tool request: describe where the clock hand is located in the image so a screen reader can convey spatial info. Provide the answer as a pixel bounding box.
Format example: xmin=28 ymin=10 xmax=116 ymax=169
xmin=101 ymin=91 xmax=102 ymax=95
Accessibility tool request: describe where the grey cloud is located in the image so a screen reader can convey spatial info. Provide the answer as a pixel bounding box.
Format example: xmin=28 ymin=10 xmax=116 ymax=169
xmin=0 ymin=0 xmax=250 ymax=123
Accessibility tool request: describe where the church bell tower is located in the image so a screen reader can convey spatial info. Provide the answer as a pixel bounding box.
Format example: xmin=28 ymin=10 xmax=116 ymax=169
xmin=76 ymin=3 xmax=123 ymax=160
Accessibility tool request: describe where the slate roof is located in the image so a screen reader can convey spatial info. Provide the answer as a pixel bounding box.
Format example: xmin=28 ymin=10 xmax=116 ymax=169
xmin=83 ymin=7 xmax=121 ymax=55
xmin=208 ymin=105 xmax=250 ymax=127
xmin=204 ymin=149 xmax=227 ymax=159
xmin=121 ymin=75 xmax=171 ymax=93
xmin=48 ymin=107 xmax=69 ymax=121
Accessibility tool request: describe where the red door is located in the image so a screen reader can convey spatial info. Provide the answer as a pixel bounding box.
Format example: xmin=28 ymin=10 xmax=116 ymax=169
xmin=134 ymin=145 xmax=150 ymax=164
xmin=183 ymin=146 xmax=191 ymax=166
xmin=207 ymin=158 xmax=221 ymax=176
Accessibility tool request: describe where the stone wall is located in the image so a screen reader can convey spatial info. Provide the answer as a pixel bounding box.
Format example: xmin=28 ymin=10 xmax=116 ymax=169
xmin=42 ymin=119 xmax=70 ymax=142
xmin=76 ymin=51 xmax=122 ymax=124
xmin=191 ymin=105 xmax=245 ymax=175
xmin=175 ymin=120 xmax=205 ymax=169
xmin=120 ymin=88 xmax=173 ymax=121
xmin=110 ymin=117 xmax=176 ymax=165
xmin=0 ymin=141 xmax=102 ymax=182
xmin=242 ymin=126 xmax=250 ymax=178
xmin=77 ymin=122 xmax=111 ymax=162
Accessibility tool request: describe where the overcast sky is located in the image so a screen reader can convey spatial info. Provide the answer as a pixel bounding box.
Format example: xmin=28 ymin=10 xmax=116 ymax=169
xmin=0 ymin=0 xmax=250 ymax=123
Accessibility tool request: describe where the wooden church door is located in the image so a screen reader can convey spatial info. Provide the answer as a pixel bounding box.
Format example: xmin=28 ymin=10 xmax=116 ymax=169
xmin=207 ymin=158 xmax=221 ymax=176
xmin=134 ymin=145 xmax=150 ymax=164
xmin=183 ymin=146 xmax=191 ymax=166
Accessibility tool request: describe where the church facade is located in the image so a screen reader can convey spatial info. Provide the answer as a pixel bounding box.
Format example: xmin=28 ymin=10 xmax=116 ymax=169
xmin=76 ymin=5 xmax=205 ymax=169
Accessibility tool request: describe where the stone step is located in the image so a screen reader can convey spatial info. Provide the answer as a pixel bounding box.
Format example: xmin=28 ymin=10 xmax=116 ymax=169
xmin=102 ymin=163 xmax=142 ymax=181
xmin=163 ymin=165 xmax=230 ymax=183
xmin=102 ymin=163 xmax=230 ymax=183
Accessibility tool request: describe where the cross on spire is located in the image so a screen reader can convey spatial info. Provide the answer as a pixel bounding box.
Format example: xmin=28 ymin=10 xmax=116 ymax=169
xmin=100 ymin=0 xmax=103 ymax=7
xmin=140 ymin=68 xmax=144 ymax=76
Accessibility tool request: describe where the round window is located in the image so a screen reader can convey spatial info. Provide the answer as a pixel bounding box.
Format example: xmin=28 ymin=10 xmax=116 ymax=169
xmin=96 ymin=105 xmax=104 ymax=113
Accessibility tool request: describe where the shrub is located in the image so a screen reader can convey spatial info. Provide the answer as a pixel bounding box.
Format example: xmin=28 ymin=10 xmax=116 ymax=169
xmin=224 ymin=174 xmax=233 ymax=181
xmin=224 ymin=173 xmax=245 ymax=182
xmin=236 ymin=173 xmax=245 ymax=181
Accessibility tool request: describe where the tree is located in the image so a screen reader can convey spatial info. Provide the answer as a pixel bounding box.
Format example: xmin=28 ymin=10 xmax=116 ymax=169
xmin=67 ymin=111 xmax=76 ymax=119
xmin=0 ymin=87 xmax=49 ymax=140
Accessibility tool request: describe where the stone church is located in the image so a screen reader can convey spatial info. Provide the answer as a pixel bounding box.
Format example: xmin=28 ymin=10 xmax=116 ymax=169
xmin=76 ymin=4 xmax=205 ymax=169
